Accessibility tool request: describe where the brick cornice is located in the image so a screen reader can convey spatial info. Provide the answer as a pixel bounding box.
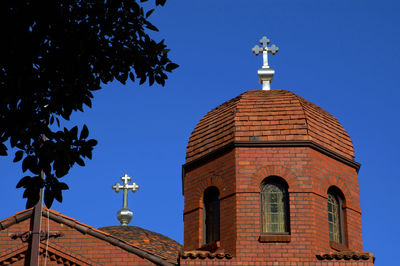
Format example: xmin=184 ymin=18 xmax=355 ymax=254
xmin=183 ymin=140 xmax=361 ymax=173
xmin=182 ymin=140 xmax=361 ymax=195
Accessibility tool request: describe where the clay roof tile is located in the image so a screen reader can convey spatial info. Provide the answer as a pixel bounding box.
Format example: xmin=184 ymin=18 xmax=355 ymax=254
xmin=316 ymin=252 xmax=374 ymax=262
xmin=180 ymin=250 xmax=233 ymax=260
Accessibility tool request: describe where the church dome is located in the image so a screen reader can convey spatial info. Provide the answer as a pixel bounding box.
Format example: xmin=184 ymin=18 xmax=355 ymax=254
xmin=99 ymin=226 xmax=182 ymax=264
xmin=186 ymin=90 xmax=354 ymax=163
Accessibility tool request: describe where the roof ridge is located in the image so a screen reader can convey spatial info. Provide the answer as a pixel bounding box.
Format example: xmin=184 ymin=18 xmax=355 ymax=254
xmin=43 ymin=211 xmax=176 ymax=265
xmin=292 ymin=92 xmax=311 ymax=140
xmin=0 ymin=208 xmax=33 ymax=230
xmin=0 ymin=209 xmax=176 ymax=266
xmin=294 ymin=93 xmax=355 ymax=158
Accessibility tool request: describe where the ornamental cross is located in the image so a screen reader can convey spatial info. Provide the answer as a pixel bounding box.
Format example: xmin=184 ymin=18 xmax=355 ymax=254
xmin=252 ymin=36 xmax=279 ymax=68
xmin=112 ymin=174 xmax=139 ymax=211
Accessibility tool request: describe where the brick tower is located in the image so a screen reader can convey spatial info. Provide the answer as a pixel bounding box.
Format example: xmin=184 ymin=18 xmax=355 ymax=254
xmin=180 ymin=89 xmax=374 ymax=265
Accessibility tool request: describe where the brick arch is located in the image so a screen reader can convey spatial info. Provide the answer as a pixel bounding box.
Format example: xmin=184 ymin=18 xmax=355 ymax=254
xmin=320 ymin=173 xmax=353 ymax=206
xmin=190 ymin=175 xmax=226 ymax=209
xmin=248 ymin=165 xmax=298 ymax=192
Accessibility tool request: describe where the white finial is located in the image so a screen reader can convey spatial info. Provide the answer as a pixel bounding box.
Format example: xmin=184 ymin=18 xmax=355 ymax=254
xmin=112 ymin=173 xmax=139 ymax=226
xmin=252 ymin=36 xmax=279 ymax=90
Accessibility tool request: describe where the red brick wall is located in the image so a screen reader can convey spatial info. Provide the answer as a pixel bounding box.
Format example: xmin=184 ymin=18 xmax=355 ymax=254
xmin=183 ymin=150 xmax=236 ymax=254
xmin=0 ymin=218 xmax=30 ymax=264
xmin=182 ymin=145 xmax=370 ymax=265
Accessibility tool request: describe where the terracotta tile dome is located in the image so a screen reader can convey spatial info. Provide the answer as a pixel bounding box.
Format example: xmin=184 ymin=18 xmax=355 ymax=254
xmin=99 ymin=226 xmax=182 ymax=264
xmin=186 ymin=90 xmax=354 ymax=163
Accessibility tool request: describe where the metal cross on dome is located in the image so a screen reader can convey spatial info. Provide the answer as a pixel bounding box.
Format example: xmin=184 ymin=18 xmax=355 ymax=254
xmin=112 ymin=174 xmax=139 ymax=226
xmin=252 ymin=36 xmax=279 ymax=68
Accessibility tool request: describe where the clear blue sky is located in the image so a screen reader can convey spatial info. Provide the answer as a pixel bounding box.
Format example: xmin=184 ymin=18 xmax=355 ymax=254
xmin=1 ymin=1 xmax=399 ymax=265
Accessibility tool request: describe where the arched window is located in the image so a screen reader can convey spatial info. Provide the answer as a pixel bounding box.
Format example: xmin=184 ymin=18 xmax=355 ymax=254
xmin=327 ymin=187 xmax=345 ymax=245
xmin=261 ymin=178 xmax=289 ymax=233
xmin=203 ymin=187 xmax=220 ymax=244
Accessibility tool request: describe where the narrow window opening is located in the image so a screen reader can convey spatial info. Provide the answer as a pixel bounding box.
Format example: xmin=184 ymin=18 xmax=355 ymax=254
xmin=327 ymin=187 xmax=346 ymax=246
xmin=203 ymin=187 xmax=220 ymax=244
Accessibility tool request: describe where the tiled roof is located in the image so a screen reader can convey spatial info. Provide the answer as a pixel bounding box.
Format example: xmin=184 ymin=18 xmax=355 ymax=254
xmin=316 ymin=251 xmax=375 ymax=262
xmin=186 ymin=90 xmax=355 ymax=163
xmin=0 ymin=209 xmax=180 ymax=266
xmin=100 ymin=226 xmax=182 ymax=265
xmin=180 ymin=250 xmax=233 ymax=260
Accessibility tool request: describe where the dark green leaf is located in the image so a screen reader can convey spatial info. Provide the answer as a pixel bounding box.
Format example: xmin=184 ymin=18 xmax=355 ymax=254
xmin=129 ymin=72 xmax=135 ymax=82
xmin=149 ymin=75 xmax=154 ymax=86
xmin=44 ymin=188 xmax=54 ymax=208
xmin=54 ymin=188 xmax=63 ymax=203
xmin=156 ymin=0 xmax=167 ymax=6
xmin=80 ymin=125 xmax=89 ymax=139
xmin=26 ymin=190 xmax=40 ymax=208
xmin=166 ymin=63 xmax=179 ymax=72
xmin=16 ymin=176 xmax=31 ymax=188
xmin=0 ymin=143 xmax=7 ymax=156
xmin=70 ymin=126 xmax=78 ymax=139
xmin=55 ymin=164 xmax=69 ymax=178
xmin=83 ymin=96 xmax=92 ymax=108
xmin=22 ymin=156 xmax=34 ymax=173
xmin=155 ymin=75 xmax=163 ymax=85
xmin=146 ymin=9 xmax=154 ymax=18
xmin=22 ymin=187 xmax=30 ymax=199
xmin=87 ymin=139 xmax=98 ymax=147
xmin=59 ymin=182 xmax=69 ymax=190
xmin=61 ymin=111 xmax=70 ymax=120
xmin=145 ymin=21 xmax=159 ymax=32
xmin=76 ymin=157 xmax=85 ymax=166
xmin=10 ymin=136 xmax=17 ymax=147
xmin=31 ymin=176 xmax=44 ymax=189
xmin=13 ymin=150 xmax=24 ymax=162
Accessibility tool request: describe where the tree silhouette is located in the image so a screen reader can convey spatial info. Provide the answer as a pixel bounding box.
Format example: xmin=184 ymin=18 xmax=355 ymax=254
xmin=0 ymin=0 xmax=178 ymax=208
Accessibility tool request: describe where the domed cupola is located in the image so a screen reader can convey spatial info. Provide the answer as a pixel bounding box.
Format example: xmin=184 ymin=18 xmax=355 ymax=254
xmin=186 ymin=89 xmax=355 ymax=164
xmin=180 ymin=37 xmax=373 ymax=265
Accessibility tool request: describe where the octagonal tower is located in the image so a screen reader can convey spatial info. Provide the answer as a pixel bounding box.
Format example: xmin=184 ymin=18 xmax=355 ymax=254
xmin=181 ymin=89 xmax=374 ymax=265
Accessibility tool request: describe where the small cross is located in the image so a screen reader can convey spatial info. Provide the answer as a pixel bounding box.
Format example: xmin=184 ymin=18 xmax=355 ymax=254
xmin=113 ymin=174 xmax=139 ymax=209
xmin=252 ymin=36 xmax=279 ymax=68
xmin=260 ymin=36 xmax=270 ymax=48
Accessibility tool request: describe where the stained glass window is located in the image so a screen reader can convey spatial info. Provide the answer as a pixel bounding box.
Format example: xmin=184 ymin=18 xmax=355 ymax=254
xmin=261 ymin=181 xmax=289 ymax=233
xmin=204 ymin=187 xmax=220 ymax=244
xmin=328 ymin=193 xmax=341 ymax=243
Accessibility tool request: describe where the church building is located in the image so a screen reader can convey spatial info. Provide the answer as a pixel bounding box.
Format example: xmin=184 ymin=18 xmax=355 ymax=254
xmin=0 ymin=37 xmax=374 ymax=265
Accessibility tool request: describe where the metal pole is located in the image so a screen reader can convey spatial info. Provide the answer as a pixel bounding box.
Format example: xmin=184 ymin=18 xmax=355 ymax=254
xmin=29 ymin=134 xmax=46 ymax=266
xmin=123 ymin=188 xmax=128 ymax=209
xmin=29 ymin=188 xmax=43 ymax=266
